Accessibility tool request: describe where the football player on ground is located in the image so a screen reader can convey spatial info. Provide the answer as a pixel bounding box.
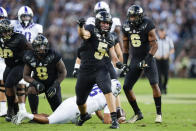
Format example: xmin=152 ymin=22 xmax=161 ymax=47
xmin=11 ymin=6 xmax=43 ymax=115
xmin=12 ymin=80 xmax=123 ymax=125
xmin=0 ymin=19 xmax=30 ymax=121
xmin=0 ymin=7 xmax=8 ymax=117
xmin=72 ymin=1 xmax=125 ymax=122
xmin=23 ymin=34 xmax=67 ymax=112
xmin=122 ymin=5 xmax=162 ymax=123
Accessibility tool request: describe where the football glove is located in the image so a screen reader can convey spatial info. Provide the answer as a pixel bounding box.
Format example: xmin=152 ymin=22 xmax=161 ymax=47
xmin=116 ymin=62 xmax=124 ymax=69
xmin=31 ymin=80 xmax=45 ymax=93
xmin=120 ymin=64 xmax=129 ymax=77
xmin=77 ymin=18 xmax=86 ymax=28
xmin=72 ymin=68 xmax=79 ymax=78
xmin=46 ymin=80 xmax=60 ymax=98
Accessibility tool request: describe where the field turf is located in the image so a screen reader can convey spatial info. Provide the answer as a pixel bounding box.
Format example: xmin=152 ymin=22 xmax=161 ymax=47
xmin=0 ymin=78 xmax=196 ymax=131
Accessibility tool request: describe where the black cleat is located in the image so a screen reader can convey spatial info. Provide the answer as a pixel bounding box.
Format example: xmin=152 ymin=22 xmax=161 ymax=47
xmin=76 ymin=113 xmax=92 ymax=126
xmin=110 ymin=119 xmax=119 ymax=129
xmin=5 ymin=108 xmax=14 ymax=122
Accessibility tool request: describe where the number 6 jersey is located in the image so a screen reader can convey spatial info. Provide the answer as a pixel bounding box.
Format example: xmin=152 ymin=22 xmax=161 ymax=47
xmin=122 ymin=17 xmax=155 ymax=60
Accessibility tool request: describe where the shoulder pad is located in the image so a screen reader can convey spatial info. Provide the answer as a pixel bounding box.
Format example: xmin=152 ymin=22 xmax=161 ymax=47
xmin=106 ymin=33 xmax=115 ymax=47
xmin=112 ymin=17 xmax=121 ymax=26
xmin=35 ymin=24 xmax=43 ymax=34
xmin=122 ymin=21 xmax=130 ymax=32
xmin=24 ymin=52 xmax=36 ymax=67
xmin=43 ymin=51 xmax=55 ymax=66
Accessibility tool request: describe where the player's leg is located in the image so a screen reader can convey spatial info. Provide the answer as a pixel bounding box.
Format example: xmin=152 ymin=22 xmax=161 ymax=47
xmin=16 ymin=84 xmax=27 ymax=113
xmin=28 ymin=85 xmax=39 ymax=114
xmin=75 ymin=72 xmax=94 ymax=126
xmin=97 ymin=69 xmax=119 ymax=129
xmin=4 ymin=65 xmax=23 ymax=121
xmin=123 ymin=59 xmax=143 ymax=123
xmin=145 ymin=58 xmax=162 ymax=123
xmin=0 ymin=80 xmax=7 ymax=116
xmin=45 ymin=85 xmax=62 ymax=112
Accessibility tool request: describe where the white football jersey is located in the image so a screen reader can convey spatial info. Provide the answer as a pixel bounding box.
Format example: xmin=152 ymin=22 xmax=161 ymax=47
xmin=85 ymin=17 xmax=121 ymax=33
xmin=11 ymin=20 xmax=43 ymax=43
xmin=48 ymin=85 xmax=107 ymax=124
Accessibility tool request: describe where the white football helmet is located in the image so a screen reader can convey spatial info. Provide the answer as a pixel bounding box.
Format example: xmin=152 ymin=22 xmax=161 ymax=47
xmin=18 ymin=6 xmax=34 ymax=27
xmin=0 ymin=7 xmax=8 ymax=19
xmin=94 ymin=1 xmax=110 ymax=14
xmin=111 ymin=79 xmax=121 ymax=97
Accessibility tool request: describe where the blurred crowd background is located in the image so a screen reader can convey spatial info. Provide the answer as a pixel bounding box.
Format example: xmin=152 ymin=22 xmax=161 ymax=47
xmin=1 ymin=0 xmax=196 ymax=77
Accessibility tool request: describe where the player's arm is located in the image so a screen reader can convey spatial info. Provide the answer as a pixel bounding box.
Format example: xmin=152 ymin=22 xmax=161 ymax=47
xmin=56 ymin=59 xmax=67 ymax=83
xmin=114 ymin=26 xmax=123 ymax=49
xmin=122 ymin=34 xmax=129 ymax=64
xmin=23 ymin=64 xmax=34 ymax=83
xmin=78 ymin=27 xmax=91 ymax=40
xmin=114 ymin=43 xmax=123 ymax=63
xmin=148 ymin=29 xmax=158 ymax=56
xmin=95 ymin=110 xmax=104 ymax=123
xmin=73 ymin=57 xmax=81 ymax=77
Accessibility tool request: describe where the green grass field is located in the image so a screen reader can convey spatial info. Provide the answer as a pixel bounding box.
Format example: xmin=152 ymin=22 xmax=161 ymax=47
xmin=0 ymin=78 xmax=196 ymax=131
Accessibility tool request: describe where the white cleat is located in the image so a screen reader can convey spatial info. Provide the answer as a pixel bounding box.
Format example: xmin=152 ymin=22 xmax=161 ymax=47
xmin=12 ymin=112 xmax=28 ymax=125
xmin=127 ymin=112 xmax=143 ymax=123
xmin=155 ymin=114 xmax=162 ymax=123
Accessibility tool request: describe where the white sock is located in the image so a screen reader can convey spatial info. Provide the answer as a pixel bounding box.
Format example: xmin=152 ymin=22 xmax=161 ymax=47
xmin=0 ymin=101 xmax=7 ymax=112
xmin=27 ymin=113 xmax=34 ymax=120
xmin=19 ymin=103 xmax=27 ymax=112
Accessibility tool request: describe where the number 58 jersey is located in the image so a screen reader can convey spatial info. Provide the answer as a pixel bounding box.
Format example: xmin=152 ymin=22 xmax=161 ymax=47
xmin=122 ymin=17 xmax=155 ymax=59
xmin=11 ymin=20 xmax=43 ymax=43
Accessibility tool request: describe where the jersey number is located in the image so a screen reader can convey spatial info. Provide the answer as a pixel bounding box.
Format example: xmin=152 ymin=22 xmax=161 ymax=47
xmin=89 ymin=87 xmax=102 ymax=97
xmin=24 ymin=32 xmax=31 ymax=42
xmin=36 ymin=67 xmax=48 ymax=80
xmin=130 ymin=34 xmax=141 ymax=47
xmin=0 ymin=48 xmax=13 ymax=58
xmin=94 ymin=42 xmax=108 ymax=60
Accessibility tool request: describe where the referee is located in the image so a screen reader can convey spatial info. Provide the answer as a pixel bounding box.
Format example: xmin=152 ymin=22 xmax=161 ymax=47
xmin=155 ymin=26 xmax=175 ymax=94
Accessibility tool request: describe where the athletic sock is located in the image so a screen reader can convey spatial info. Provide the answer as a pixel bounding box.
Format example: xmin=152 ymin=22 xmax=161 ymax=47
xmin=129 ymin=100 xmax=140 ymax=114
xmin=154 ymin=96 xmax=162 ymax=115
xmin=28 ymin=94 xmax=39 ymax=114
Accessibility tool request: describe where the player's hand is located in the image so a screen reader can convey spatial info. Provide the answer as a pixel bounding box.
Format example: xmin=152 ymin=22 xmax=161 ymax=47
xmin=72 ymin=68 xmax=79 ymax=78
xmin=116 ymin=62 xmax=124 ymax=69
xmin=144 ymin=53 xmax=153 ymax=66
xmin=138 ymin=60 xmax=149 ymax=69
xmin=120 ymin=64 xmax=129 ymax=77
xmin=46 ymin=81 xmax=60 ymax=98
xmin=31 ymin=80 xmax=45 ymax=93
xmin=77 ymin=18 xmax=86 ymax=28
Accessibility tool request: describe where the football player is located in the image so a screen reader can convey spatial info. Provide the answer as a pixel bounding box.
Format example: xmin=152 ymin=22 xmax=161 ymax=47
xmin=23 ymin=34 xmax=67 ymax=112
xmin=12 ymin=79 xmax=123 ymax=125
xmin=75 ymin=11 xmax=125 ymax=129
xmin=0 ymin=19 xmax=29 ymax=121
xmin=72 ymin=1 xmax=125 ymax=122
xmin=122 ymin=5 xmax=162 ymax=123
xmin=0 ymin=7 xmax=8 ymax=117
xmin=11 ymin=6 xmax=43 ymax=115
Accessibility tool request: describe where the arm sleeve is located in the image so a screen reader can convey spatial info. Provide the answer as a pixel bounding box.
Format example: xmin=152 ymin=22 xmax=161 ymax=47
xmin=54 ymin=51 xmax=62 ymax=64
xmin=146 ymin=19 xmax=155 ymax=34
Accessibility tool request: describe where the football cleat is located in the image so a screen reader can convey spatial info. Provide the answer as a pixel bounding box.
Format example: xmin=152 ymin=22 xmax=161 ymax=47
xmin=12 ymin=112 xmax=28 ymax=125
xmin=127 ymin=111 xmax=143 ymax=123
xmin=155 ymin=114 xmax=162 ymax=123
xmin=110 ymin=119 xmax=119 ymax=129
xmin=76 ymin=113 xmax=92 ymax=126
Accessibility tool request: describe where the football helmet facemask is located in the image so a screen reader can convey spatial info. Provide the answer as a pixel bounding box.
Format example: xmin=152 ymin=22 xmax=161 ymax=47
xmin=95 ymin=11 xmax=112 ymax=34
xmin=32 ymin=34 xmax=49 ymax=58
xmin=18 ymin=6 xmax=34 ymax=28
xmin=127 ymin=5 xmax=143 ymax=27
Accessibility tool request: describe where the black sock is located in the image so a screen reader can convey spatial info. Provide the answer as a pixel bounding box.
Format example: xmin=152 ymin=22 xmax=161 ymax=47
xmin=110 ymin=112 xmax=117 ymax=121
xmin=130 ymin=100 xmax=140 ymax=114
xmin=28 ymin=94 xmax=39 ymax=114
xmin=14 ymin=102 xmax=19 ymax=115
xmin=154 ymin=96 xmax=162 ymax=115
xmin=6 ymin=96 xmax=15 ymax=115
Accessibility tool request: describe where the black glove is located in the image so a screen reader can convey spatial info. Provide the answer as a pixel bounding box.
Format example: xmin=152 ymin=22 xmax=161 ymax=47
xmin=31 ymin=80 xmax=45 ymax=93
xmin=120 ymin=64 xmax=129 ymax=77
xmin=46 ymin=80 xmax=60 ymax=98
xmin=77 ymin=18 xmax=86 ymax=28
xmin=72 ymin=68 xmax=79 ymax=78
xmin=116 ymin=62 xmax=124 ymax=69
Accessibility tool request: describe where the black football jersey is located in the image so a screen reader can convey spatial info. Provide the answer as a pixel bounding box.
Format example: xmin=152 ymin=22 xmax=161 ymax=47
xmin=0 ymin=33 xmax=27 ymax=67
xmin=78 ymin=24 xmax=115 ymax=69
xmin=122 ymin=17 xmax=155 ymax=59
xmin=24 ymin=49 xmax=61 ymax=87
